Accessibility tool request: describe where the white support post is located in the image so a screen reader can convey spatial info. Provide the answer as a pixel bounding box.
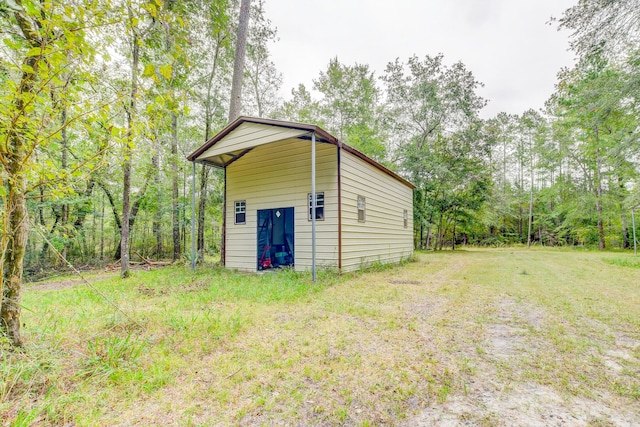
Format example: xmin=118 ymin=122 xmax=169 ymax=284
xmin=191 ymin=162 xmax=197 ymax=270
xmin=311 ymin=132 xmax=317 ymax=281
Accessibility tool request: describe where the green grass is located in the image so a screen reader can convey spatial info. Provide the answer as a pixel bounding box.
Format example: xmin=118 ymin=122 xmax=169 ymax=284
xmin=2 ymin=248 xmax=639 ymax=425
xmin=602 ymin=256 xmax=640 ymax=268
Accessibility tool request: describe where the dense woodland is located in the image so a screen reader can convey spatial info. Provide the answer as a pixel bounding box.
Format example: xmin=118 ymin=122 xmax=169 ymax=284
xmin=1 ymin=1 xmax=639 ymax=344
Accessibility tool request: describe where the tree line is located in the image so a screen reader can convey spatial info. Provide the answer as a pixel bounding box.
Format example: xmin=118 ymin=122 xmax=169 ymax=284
xmin=1 ymin=0 xmax=639 ymax=346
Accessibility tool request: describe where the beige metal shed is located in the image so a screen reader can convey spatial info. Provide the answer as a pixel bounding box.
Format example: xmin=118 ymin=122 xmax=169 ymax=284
xmin=187 ymin=117 xmax=415 ymax=276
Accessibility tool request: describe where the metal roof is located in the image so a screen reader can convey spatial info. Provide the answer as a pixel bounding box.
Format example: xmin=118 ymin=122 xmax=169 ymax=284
xmin=187 ymin=116 xmax=415 ymax=189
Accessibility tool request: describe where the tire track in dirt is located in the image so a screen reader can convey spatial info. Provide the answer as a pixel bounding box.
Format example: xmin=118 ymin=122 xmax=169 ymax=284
xmin=26 ymin=273 xmax=118 ymax=292
xmin=402 ymin=288 xmax=640 ymax=427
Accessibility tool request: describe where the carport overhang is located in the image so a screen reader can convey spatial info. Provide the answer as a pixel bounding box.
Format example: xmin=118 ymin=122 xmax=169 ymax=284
xmin=186 ymin=116 xmax=338 ymax=168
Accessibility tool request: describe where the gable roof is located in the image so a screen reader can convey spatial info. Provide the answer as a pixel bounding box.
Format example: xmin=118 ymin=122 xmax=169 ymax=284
xmin=187 ymin=116 xmax=415 ymax=189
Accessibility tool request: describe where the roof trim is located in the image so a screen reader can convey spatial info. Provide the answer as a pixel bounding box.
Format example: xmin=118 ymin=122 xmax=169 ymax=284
xmin=187 ymin=116 xmax=415 ymax=189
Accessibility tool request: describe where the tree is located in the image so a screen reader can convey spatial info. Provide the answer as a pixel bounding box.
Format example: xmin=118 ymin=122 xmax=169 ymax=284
xmin=278 ymin=84 xmax=321 ymax=124
xmin=194 ymin=0 xmax=232 ymax=263
xmin=244 ymin=0 xmax=281 ymax=118
xmin=549 ymin=58 xmax=637 ymax=249
xmin=518 ymin=110 xmax=546 ymax=246
xmin=313 ymin=58 xmax=386 ymax=161
xmin=0 ymin=0 xmax=111 ymax=345
xmin=228 ymin=0 xmax=251 ymax=122
xmin=558 ymin=0 xmax=640 ymax=60
xmin=382 ymin=55 xmax=488 ymax=249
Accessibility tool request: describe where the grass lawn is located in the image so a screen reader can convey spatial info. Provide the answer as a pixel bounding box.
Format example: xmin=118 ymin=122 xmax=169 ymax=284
xmin=2 ymin=248 xmax=640 ymax=426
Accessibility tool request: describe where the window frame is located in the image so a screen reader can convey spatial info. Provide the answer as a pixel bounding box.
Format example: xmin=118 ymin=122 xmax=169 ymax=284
xmin=403 ymin=209 xmax=408 ymax=228
xmin=308 ymin=192 xmax=325 ymax=221
xmin=357 ymin=195 xmax=366 ymax=223
xmin=234 ymin=200 xmax=246 ymax=225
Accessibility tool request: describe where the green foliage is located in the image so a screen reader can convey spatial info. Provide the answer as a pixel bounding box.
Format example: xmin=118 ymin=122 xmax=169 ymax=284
xmin=279 ymin=58 xmax=387 ymax=161
xmin=557 ymin=0 xmax=640 ymax=60
xmin=382 ymin=54 xmax=489 ymax=250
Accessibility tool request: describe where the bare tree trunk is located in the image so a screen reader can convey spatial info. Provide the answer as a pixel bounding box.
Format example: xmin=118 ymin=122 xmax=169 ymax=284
xmin=152 ymin=139 xmax=163 ymax=258
xmin=518 ymin=205 xmax=523 ymax=241
xmin=437 ymin=213 xmax=445 ymax=251
xmin=197 ymin=166 xmax=209 ymax=262
xmin=228 ymin=0 xmax=251 ymax=122
xmin=197 ymin=40 xmax=222 ymax=263
xmin=172 ymin=113 xmax=180 ymax=261
xmin=115 ymin=175 xmax=152 ymax=261
xmin=622 ymin=210 xmax=630 ymax=249
xmin=452 ymin=221 xmax=456 ymax=251
xmin=100 ymin=192 xmax=105 ymax=261
xmin=594 ymin=125 xmax=605 ymax=250
xmin=60 ymin=108 xmax=69 ymax=260
xmin=122 ymin=24 xmax=140 ymax=278
xmin=527 ymin=140 xmax=534 ymax=247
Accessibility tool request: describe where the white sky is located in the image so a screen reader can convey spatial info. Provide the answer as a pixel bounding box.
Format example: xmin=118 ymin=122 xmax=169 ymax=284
xmin=263 ymin=0 xmax=577 ymax=119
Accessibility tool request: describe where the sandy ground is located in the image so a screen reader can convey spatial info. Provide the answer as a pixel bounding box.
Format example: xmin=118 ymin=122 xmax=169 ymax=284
xmin=401 ymin=269 xmax=640 ymax=427
xmin=26 ymin=273 xmax=118 ymax=292
xmin=404 ymin=297 xmax=640 ymax=426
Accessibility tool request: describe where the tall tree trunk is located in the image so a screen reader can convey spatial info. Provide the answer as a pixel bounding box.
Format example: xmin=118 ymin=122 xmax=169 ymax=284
xmin=172 ymin=113 xmax=180 ymax=261
xmin=122 ymin=25 xmax=140 ymax=277
xmin=197 ymin=166 xmax=209 ymax=262
xmin=437 ymin=212 xmax=445 ymax=251
xmin=518 ymin=205 xmax=523 ymax=241
xmin=0 ymin=49 xmax=42 ymax=346
xmin=1 ymin=176 xmax=29 ymax=347
xmin=197 ymin=40 xmax=222 ymax=263
xmin=40 ymin=211 xmax=61 ymax=261
xmin=452 ymin=221 xmax=456 ymax=251
xmin=100 ymin=192 xmax=105 ymax=261
xmin=72 ymin=180 xmax=96 ymax=236
xmin=222 ymin=0 xmax=250 ymax=265
xmin=152 ymin=139 xmax=163 ymax=258
xmin=114 ymin=174 xmax=152 ymax=260
xmin=594 ymin=125 xmax=605 ymax=250
xmin=527 ymin=139 xmax=534 ymax=247
xmin=618 ymin=176 xmax=629 ymax=249
xmin=228 ymin=0 xmax=251 ymax=122
xmin=60 ymin=108 xmax=69 ymax=260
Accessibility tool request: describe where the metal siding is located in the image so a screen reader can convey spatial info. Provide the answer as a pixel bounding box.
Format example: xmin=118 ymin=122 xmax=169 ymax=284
xmin=197 ymin=122 xmax=308 ymax=162
xmin=225 ymin=139 xmax=339 ymax=271
xmin=340 ymin=150 xmax=414 ymax=271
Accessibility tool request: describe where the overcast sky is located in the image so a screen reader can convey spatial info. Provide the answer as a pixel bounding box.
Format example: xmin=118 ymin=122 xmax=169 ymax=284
xmin=263 ymin=0 xmax=577 ymax=119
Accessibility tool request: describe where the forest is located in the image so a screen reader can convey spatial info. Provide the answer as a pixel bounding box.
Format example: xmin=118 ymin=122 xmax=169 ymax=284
xmin=1 ymin=0 xmax=639 ymax=346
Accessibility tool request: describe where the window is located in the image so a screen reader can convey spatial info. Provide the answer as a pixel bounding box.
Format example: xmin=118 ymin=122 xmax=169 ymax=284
xmin=357 ymin=195 xmax=366 ymax=222
xmin=235 ymin=201 xmax=246 ymax=224
xmin=308 ymin=192 xmax=325 ymax=220
xmin=403 ymin=209 xmax=408 ymax=228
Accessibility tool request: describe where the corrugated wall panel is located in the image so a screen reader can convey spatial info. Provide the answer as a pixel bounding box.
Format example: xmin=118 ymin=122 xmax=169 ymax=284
xmin=340 ymin=150 xmax=413 ymax=271
xmin=225 ymin=139 xmax=338 ymax=272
